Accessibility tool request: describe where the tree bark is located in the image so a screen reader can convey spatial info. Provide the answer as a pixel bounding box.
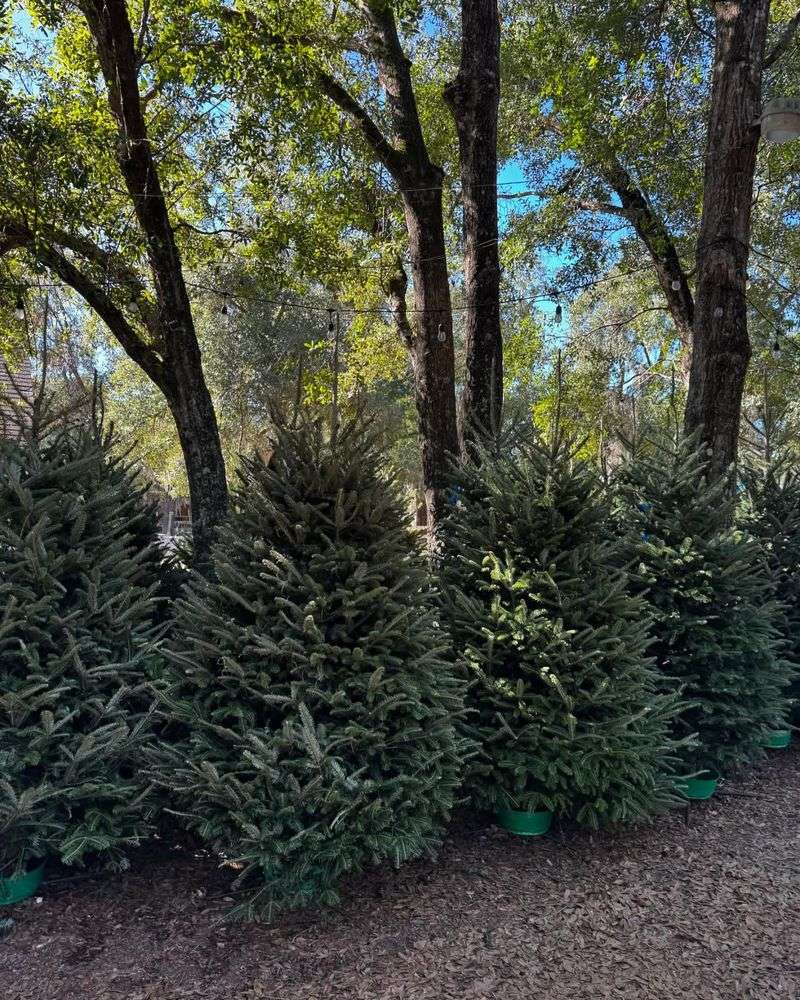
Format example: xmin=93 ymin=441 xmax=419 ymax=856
xmin=444 ymin=0 xmax=503 ymax=454
xmin=684 ymin=0 xmax=770 ymax=477
xmin=600 ymin=157 xmax=694 ymax=357
xmin=80 ymin=0 xmax=227 ymax=564
xmin=402 ymin=185 xmax=460 ymax=531
xmin=315 ymin=1 xmax=459 ymax=543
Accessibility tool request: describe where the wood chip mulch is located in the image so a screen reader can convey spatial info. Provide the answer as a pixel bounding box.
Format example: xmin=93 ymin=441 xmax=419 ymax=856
xmin=3 ymin=751 xmax=800 ymax=1000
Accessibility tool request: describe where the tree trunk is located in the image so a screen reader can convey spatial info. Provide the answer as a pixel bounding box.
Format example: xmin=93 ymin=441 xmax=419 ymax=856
xmin=161 ymin=353 xmax=229 ymax=567
xmin=445 ymin=0 xmax=503 ymax=453
xmin=403 ymin=184 xmax=460 ymax=538
xmin=82 ymin=0 xmax=228 ymax=564
xmin=684 ymin=0 xmax=769 ymax=477
xmin=315 ymin=2 xmax=460 ymax=545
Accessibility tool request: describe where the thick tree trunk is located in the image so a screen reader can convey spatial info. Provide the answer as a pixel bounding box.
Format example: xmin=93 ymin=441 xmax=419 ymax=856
xmin=162 ymin=355 xmax=229 ymax=567
xmin=445 ymin=0 xmax=503 ymax=453
xmin=316 ymin=1 xmax=459 ymax=545
xmin=402 ymin=185 xmax=460 ymax=538
xmin=82 ymin=0 xmax=228 ymax=564
xmin=684 ymin=0 xmax=769 ymax=477
xmin=118 ymin=116 xmax=228 ymax=565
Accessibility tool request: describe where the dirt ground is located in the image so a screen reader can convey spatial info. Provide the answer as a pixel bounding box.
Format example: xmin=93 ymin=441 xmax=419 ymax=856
xmin=3 ymin=751 xmax=800 ymax=1000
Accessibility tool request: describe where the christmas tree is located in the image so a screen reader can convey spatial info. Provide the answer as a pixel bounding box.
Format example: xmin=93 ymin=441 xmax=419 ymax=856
xmin=614 ymin=433 xmax=793 ymax=774
xmin=0 ymin=424 xmax=162 ymax=879
xmin=440 ymin=424 xmax=682 ymax=827
xmin=154 ymin=415 xmax=466 ymax=920
xmin=99 ymin=429 xmax=184 ymax=627
xmin=741 ymin=454 xmax=800 ymax=724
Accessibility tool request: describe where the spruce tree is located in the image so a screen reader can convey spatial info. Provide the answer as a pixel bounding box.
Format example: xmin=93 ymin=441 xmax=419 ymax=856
xmin=440 ymin=425 xmax=682 ymax=828
xmin=0 ymin=425 xmax=161 ymax=879
xmin=100 ymin=430 xmax=184 ymax=627
xmin=614 ymin=434 xmax=793 ymax=775
xmin=741 ymin=455 xmax=800 ymax=724
xmin=154 ymin=415 xmax=465 ymax=920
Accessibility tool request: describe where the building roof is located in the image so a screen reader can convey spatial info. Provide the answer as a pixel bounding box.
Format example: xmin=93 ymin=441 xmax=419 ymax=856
xmin=0 ymin=355 xmax=33 ymax=439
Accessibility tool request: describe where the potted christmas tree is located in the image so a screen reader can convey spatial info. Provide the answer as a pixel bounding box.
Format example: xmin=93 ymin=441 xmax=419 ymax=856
xmin=0 ymin=425 xmax=161 ymax=902
xmin=741 ymin=451 xmax=800 ymax=742
xmin=152 ymin=414 xmax=466 ymax=920
xmin=614 ymin=433 xmax=793 ymax=798
xmin=440 ymin=423 xmax=684 ymax=833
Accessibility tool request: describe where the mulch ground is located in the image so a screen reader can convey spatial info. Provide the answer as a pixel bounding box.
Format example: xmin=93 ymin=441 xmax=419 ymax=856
xmin=3 ymin=752 xmax=800 ymax=1000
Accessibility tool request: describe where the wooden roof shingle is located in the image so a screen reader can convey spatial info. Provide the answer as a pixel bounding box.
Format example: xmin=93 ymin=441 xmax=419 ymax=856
xmin=0 ymin=355 xmax=33 ymax=439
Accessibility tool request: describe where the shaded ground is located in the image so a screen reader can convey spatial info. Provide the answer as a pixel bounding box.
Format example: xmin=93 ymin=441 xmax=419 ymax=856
xmin=3 ymin=752 xmax=800 ymax=1000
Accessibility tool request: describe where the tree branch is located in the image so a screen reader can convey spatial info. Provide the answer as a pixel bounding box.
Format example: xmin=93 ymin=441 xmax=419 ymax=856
xmin=765 ymin=9 xmax=800 ymax=68
xmin=41 ymin=246 xmax=165 ymax=385
xmin=0 ymin=218 xmax=164 ymax=385
xmin=135 ymin=0 xmax=151 ymax=65
xmin=383 ymin=257 xmax=414 ymax=349
xmin=316 ymin=70 xmax=407 ymax=180
xmin=216 ymin=3 xmax=431 ymax=188
xmin=576 ymin=198 xmax=630 ymax=217
xmin=38 ymin=225 xmax=161 ymax=337
xmin=685 ymin=0 xmax=715 ymax=42
xmin=354 ymin=0 xmax=434 ymax=181
xmin=597 ymin=154 xmax=694 ymax=340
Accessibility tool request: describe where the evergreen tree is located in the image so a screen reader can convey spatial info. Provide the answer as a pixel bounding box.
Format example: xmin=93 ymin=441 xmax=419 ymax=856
xmin=0 ymin=426 xmax=161 ymax=878
xmin=614 ymin=434 xmax=793 ymax=775
xmin=101 ymin=431 xmax=185 ymax=628
xmin=154 ymin=415 xmax=466 ymax=921
xmin=440 ymin=425 xmax=682 ymax=828
xmin=741 ymin=454 xmax=800 ymax=724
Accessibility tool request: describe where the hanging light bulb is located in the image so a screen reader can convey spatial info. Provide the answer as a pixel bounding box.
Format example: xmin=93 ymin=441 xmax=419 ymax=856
xmin=554 ymin=304 xmax=563 ymax=324
xmin=714 ymin=306 xmax=724 ymax=318
xmin=437 ymin=322 xmax=446 ymax=342
xmin=671 ymin=279 xmax=681 ymax=291
xmin=772 ymin=336 xmax=781 ymax=357
xmin=14 ymin=294 xmax=24 ymax=320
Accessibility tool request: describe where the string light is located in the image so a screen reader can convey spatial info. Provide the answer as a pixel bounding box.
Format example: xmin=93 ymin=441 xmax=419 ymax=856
xmin=772 ymin=336 xmax=781 ymax=357
xmin=714 ymin=306 xmax=724 ymax=318
xmin=14 ymin=294 xmax=25 ymax=320
xmin=437 ymin=322 xmax=446 ymax=342
xmin=554 ymin=304 xmax=563 ymax=323
xmin=671 ymin=279 xmax=681 ymax=290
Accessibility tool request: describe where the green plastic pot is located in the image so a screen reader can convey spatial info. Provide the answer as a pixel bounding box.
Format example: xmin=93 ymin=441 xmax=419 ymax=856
xmin=496 ymin=808 xmax=553 ymax=837
xmin=676 ymin=774 xmax=719 ymax=801
xmin=0 ymin=863 xmax=45 ymax=906
xmin=764 ymin=729 xmax=792 ymax=749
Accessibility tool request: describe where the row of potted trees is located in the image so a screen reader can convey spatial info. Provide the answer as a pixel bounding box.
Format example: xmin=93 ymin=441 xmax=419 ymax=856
xmin=2 ymin=417 xmax=798 ymax=913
